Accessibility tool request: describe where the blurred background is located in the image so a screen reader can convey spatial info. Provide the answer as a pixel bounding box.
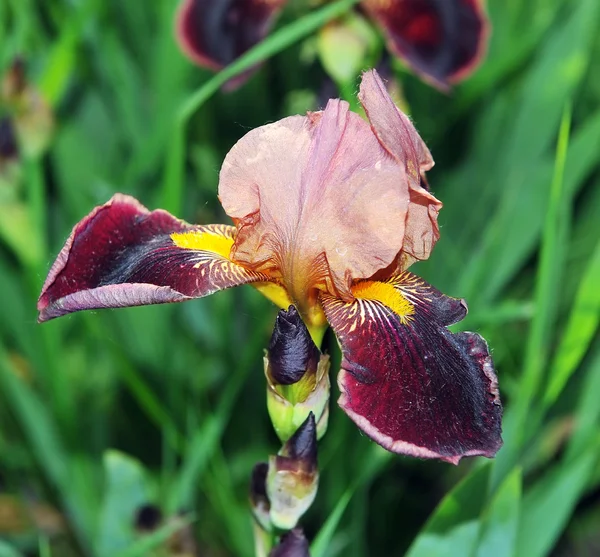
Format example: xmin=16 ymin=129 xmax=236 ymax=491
xmin=1 ymin=0 xmax=600 ymax=556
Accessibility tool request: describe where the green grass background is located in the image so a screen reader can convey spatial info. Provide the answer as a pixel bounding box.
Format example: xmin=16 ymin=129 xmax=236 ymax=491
xmin=1 ymin=0 xmax=600 ymax=555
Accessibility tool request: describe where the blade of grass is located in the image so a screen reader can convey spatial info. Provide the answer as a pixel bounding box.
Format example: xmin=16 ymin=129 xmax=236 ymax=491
xmin=165 ymin=368 xmax=246 ymax=514
xmin=166 ymin=323 xmax=266 ymax=514
xmin=565 ymin=345 xmax=600 ymax=463
xmin=311 ymin=488 xmax=354 ymax=557
xmin=0 ymin=541 xmax=24 ymax=557
xmin=39 ymin=0 xmax=100 ymax=106
xmin=311 ymin=446 xmax=389 ymax=557
xmin=492 ymin=105 xmax=571 ymax=488
xmin=161 ymin=0 xmax=359 ymax=215
xmin=0 ymin=345 xmax=93 ymax=556
xmin=474 ymin=468 xmax=521 ymax=557
xmin=405 ymin=464 xmax=491 ymax=557
xmin=478 ymin=108 xmax=600 ymax=302
xmin=96 ymin=451 xmax=153 ymax=557
xmin=458 ymin=0 xmax=598 ymax=302
xmin=542 ymin=237 xmax=600 ymax=408
xmin=203 ymin=452 xmax=253 ymax=557
xmin=515 ymin=434 xmax=600 ymax=557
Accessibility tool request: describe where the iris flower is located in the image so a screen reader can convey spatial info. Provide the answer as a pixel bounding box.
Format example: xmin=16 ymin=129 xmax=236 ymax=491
xmin=176 ymin=0 xmax=488 ymax=88
xmin=38 ymin=70 xmax=502 ymax=464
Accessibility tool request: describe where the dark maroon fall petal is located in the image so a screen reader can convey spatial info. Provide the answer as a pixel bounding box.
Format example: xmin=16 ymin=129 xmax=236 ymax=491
xmin=361 ymin=0 xmax=489 ymax=87
xmin=321 ymin=271 xmax=502 ymax=464
xmin=176 ymin=0 xmax=287 ymax=72
xmin=37 ymin=194 xmax=268 ymax=322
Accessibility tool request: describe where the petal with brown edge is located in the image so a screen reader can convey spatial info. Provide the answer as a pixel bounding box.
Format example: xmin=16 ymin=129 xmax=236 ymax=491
xmin=321 ymin=271 xmax=502 ymax=464
xmin=37 ymin=194 xmax=269 ymax=322
xmin=362 ymin=0 xmax=488 ymax=87
xmin=359 ymin=69 xmax=441 ymax=263
xmin=176 ymin=0 xmax=286 ymax=72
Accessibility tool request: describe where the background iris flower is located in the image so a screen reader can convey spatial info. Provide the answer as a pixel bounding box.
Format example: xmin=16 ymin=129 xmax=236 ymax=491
xmin=176 ymin=0 xmax=488 ymax=88
xmin=38 ymin=70 xmax=502 ymax=465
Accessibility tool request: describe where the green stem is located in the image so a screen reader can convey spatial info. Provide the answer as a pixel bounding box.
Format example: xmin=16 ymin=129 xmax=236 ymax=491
xmin=252 ymin=521 xmax=274 ymax=557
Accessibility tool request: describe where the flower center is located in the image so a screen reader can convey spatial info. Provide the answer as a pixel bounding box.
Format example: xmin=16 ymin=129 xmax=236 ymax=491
xmin=351 ymin=280 xmax=415 ymax=324
xmin=170 ymin=230 xmax=233 ymax=257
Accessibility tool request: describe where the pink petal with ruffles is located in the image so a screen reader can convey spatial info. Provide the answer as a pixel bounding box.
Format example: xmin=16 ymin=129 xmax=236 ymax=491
xmin=359 ymin=70 xmax=442 ymax=264
xmin=219 ymin=97 xmax=409 ymax=306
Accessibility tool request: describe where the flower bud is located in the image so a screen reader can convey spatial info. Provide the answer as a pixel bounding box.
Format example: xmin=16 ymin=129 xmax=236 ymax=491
xmin=266 ymin=306 xmax=330 ymax=442
xmin=269 ymin=305 xmax=320 ymax=385
xmin=249 ymin=462 xmax=271 ymax=532
xmin=269 ymin=528 xmax=310 ymax=557
xmin=0 ymin=118 xmax=18 ymax=162
xmin=267 ymin=413 xmax=318 ymax=530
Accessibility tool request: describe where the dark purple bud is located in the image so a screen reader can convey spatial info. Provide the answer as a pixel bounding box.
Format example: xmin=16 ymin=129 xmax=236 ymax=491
xmin=250 ymin=461 xmax=271 ymax=531
xmin=267 ymin=414 xmax=319 ymax=529
xmin=250 ymin=462 xmax=269 ymax=507
xmin=268 ymin=306 xmax=320 ymax=385
xmin=278 ymin=413 xmax=317 ymax=473
xmin=0 ymin=117 xmax=18 ymax=161
xmin=269 ymin=528 xmax=310 ymax=557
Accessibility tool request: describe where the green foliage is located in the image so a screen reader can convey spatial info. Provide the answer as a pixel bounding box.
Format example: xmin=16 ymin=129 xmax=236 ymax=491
xmin=1 ymin=0 xmax=600 ymax=556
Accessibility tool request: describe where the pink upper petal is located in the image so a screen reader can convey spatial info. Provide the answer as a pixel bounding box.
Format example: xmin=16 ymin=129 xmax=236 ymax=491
xmin=219 ymin=97 xmax=410 ymax=304
xmin=359 ymin=69 xmax=442 ymax=263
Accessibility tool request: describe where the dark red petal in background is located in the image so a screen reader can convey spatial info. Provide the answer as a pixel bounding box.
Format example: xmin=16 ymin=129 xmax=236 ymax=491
xmin=322 ymin=272 xmax=502 ymax=464
xmin=38 ymin=194 xmax=267 ymax=322
xmin=176 ymin=0 xmax=286 ymax=70
xmin=362 ymin=0 xmax=488 ymax=86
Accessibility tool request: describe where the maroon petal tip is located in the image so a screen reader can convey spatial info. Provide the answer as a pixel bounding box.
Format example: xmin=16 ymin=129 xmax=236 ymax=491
xmin=38 ymin=194 xmax=267 ymax=321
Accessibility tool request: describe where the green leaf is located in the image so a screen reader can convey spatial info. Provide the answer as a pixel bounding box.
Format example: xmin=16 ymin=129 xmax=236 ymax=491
xmin=0 ymin=348 xmax=94 ymax=555
xmin=492 ymin=105 xmax=572 ymax=487
xmin=0 ymin=540 xmax=24 ymax=557
xmin=543 ymin=237 xmax=600 ymax=408
xmin=565 ymin=345 xmax=600 ymax=463
xmin=311 ymin=486 xmax=354 ymax=557
xmin=406 ymin=464 xmax=491 ymax=557
xmin=459 ymin=0 xmax=599 ymax=302
xmin=516 ymin=436 xmax=600 ymax=557
xmin=475 ymin=468 xmax=522 ymax=557
xmin=166 ymin=348 xmax=250 ymax=514
xmin=96 ymin=451 xmax=153 ymax=557
xmin=475 ymin=108 xmax=600 ymax=303
xmin=311 ymin=447 xmax=390 ymax=557
xmin=409 ymin=522 xmax=481 ymax=557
